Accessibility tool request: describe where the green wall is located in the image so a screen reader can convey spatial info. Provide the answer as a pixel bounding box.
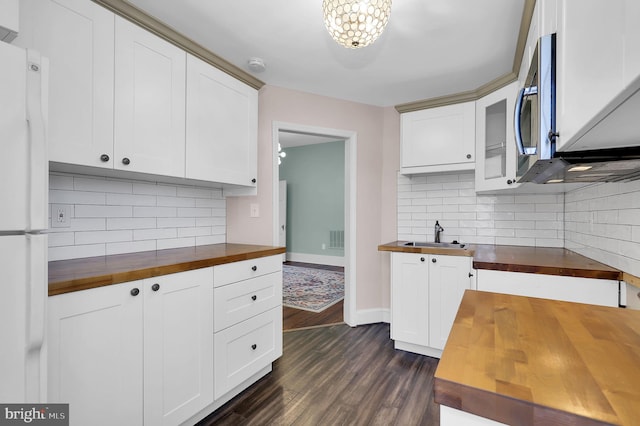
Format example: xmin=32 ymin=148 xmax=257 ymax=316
xmin=279 ymin=140 xmax=345 ymax=258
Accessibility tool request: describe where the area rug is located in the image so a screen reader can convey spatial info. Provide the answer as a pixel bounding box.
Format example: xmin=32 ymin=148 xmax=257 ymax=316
xmin=283 ymin=265 xmax=344 ymax=313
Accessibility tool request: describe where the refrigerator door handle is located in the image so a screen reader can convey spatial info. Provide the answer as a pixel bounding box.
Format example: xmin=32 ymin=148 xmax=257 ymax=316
xmin=25 ymin=50 xmax=49 ymax=232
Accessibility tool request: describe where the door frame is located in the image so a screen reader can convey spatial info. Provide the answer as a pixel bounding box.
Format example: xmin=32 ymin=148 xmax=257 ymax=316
xmin=272 ymin=121 xmax=357 ymax=327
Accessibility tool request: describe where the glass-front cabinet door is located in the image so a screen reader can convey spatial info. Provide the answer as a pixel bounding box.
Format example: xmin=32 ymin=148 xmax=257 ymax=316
xmin=475 ymin=82 xmax=520 ymax=192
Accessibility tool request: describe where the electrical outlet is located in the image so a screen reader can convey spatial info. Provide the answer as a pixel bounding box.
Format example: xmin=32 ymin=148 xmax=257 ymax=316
xmin=51 ymin=204 xmax=72 ymax=228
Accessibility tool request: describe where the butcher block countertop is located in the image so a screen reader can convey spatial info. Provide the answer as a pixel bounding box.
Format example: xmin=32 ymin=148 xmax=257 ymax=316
xmin=48 ymin=243 xmax=286 ymax=296
xmin=378 ymin=241 xmax=622 ymax=281
xmin=435 ymin=290 xmax=640 ymax=426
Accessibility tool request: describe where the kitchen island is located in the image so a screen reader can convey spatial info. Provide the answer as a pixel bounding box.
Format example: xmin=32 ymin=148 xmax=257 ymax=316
xmin=435 ymin=290 xmax=640 ymax=425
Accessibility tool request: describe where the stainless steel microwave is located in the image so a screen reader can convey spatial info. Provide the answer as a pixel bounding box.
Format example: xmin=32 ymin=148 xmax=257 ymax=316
xmin=514 ymin=33 xmax=557 ymax=183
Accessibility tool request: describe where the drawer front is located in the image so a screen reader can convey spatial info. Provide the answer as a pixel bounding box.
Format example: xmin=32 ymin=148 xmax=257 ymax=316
xmin=214 ymin=272 xmax=282 ymax=332
xmin=214 ymin=255 xmax=281 ymax=287
xmin=214 ymin=307 xmax=282 ymax=399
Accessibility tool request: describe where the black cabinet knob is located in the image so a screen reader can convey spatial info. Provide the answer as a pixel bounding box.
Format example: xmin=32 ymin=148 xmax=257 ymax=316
xmin=122 ymin=157 xmax=130 ymax=165
xmin=432 ymin=258 xmax=437 ymax=263
xmin=251 ymin=344 xmax=257 ymax=350
xmin=100 ymin=154 xmax=110 ymax=162
xmin=251 ymin=178 xmax=257 ymax=184
xmin=466 ymin=154 xmax=472 ymax=159
xmin=507 ymin=179 xmax=514 ymax=185
xmin=130 ymin=288 xmax=140 ymax=296
xmin=469 ymin=272 xmax=474 ymax=278
xmin=251 ymin=265 xmax=257 ymax=272
xmin=420 ymin=257 xmax=425 ymax=262
xmin=251 ymin=295 xmax=257 ymax=301
xmin=152 ymin=283 xmax=160 ymax=291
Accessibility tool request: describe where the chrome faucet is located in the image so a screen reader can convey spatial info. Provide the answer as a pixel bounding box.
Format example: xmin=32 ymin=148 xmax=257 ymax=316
xmin=434 ymin=221 xmax=444 ymax=243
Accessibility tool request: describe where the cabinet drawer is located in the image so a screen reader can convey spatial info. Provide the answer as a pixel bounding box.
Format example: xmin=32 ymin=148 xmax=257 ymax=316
xmin=214 ymin=307 xmax=282 ymax=399
xmin=214 ymin=255 xmax=281 ymax=287
xmin=214 ymin=272 xmax=282 ymax=332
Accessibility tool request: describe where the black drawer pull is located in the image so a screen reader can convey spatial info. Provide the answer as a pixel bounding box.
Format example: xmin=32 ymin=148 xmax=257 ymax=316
xmin=130 ymin=288 xmax=140 ymax=296
xmin=151 ymin=283 xmax=160 ymax=291
xmin=251 ymin=295 xmax=257 ymax=301
xmin=251 ymin=344 xmax=257 ymax=350
xmin=251 ymin=265 xmax=257 ymax=272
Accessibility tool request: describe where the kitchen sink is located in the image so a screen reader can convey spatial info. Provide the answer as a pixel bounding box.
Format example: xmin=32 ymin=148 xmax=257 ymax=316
xmin=404 ymin=241 xmax=467 ymax=249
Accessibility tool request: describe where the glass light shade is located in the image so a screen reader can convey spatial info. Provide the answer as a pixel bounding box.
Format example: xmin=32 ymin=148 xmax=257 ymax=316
xmin=322 ymin=0 xmax=392 ymax=49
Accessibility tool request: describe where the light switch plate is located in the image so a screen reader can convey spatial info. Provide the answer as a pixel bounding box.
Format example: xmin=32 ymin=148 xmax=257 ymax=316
xmin=250 ymin=203 xmax=260 ymax=218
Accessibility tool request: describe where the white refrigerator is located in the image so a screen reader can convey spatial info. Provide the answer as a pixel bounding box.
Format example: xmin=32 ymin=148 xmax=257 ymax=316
xmin=0 ymin=40 xmax=48 ymax=403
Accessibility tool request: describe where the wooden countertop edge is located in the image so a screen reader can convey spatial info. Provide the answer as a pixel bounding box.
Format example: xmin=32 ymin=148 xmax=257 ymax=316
xmin=379 ymin=241 xmax=625 ymax=281
xmin=434 ymin=377 xmax=612 ymax=426
xmin=49 ymin=246 xmax=286 ymax=296
xmin=377 ymin=244 xmax=473 ymax=257
xmin=471 ymin=260 xmax=622 ymax=280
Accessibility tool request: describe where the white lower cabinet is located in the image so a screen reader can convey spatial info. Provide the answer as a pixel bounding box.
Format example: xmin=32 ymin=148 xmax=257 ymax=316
xmin=476 ymin=269 xmax=620 ymax=307
xmin=49 ymin=268 xmax=214 ymax=426
xmin=48 ymin=281 xmax=144 ymax=426
xmin=391 ymin=252 xmax=473 ymax=358
xmin=212 ymin=257 xmax=283 ymax=400
xmin=48 ymin=257 xmax=283 ymax=426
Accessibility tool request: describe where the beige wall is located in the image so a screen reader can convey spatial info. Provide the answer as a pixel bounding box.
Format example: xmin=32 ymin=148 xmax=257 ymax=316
xmin=226 ymin=85 xmax=400 ymax=312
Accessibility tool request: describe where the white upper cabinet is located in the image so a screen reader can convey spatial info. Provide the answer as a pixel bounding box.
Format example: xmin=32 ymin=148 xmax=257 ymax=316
xmin=114 ymin=16 xmax=186 ymax=178
xmin=475 ymin=82 xmax=520 ymax=192
xmin=400 ymin=102 xmax=476 ymax=174
xmin=556 ymin=0 xmax=640 ymax=152
xmin=15 ymin=0 xmax=115 ymax=169
xmin=186 ymin=55 xmax=258 ymax=187
xmin=0 ymin=0 xmax=19 ymax=41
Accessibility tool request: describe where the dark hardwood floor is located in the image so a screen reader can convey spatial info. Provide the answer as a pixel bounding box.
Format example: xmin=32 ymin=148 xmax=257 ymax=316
xmin=283 ymin=261 xmax=345 ymax=331
xmin=197 ymin=323 xmax=440 ymax=425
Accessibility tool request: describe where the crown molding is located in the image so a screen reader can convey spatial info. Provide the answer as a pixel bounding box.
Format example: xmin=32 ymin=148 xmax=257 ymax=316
xmin=92 ymin=0 xmax=265 ymax=90
xmin=395 ymin=0 xmax=536 ymax=113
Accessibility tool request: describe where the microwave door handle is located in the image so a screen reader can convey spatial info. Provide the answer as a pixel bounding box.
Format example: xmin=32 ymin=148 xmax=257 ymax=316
xmin=514 ymin=86 xmax=538 ymax=156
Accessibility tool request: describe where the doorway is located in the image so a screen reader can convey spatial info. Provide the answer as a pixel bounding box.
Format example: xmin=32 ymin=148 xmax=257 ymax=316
xmin=272 ymin=122 xmax=357 ymax=327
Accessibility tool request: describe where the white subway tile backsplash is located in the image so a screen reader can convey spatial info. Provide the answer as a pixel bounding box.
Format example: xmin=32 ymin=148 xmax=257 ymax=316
xmin=75 ymin=230 xmax=133 ymax=245
xmin=74 ymin=177 xmax=132 ymax=194
xmin=107 ymin=218 xmax=156 ymax=230
xmin=397 ymin=171 xmax=564 ymax=247
xmin=50 ymin=190 xmax=105 ymax=205
xmin=157 ymin=237 xmax=196 ymax=250
xmin=107 ymin=193 xmax=156 ymax=206
xmin=48 ymin=173 xmax=226 ymax=260
xmin=76 ymin=205 xmax=133 ymax=218
xmin=106 ymin=240 xmax=157 ymax=256
xmin=134 ymin=228 xmax=177 ymax=241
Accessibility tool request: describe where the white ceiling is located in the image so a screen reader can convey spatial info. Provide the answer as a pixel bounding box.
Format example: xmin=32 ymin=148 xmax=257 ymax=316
xmin=127 ymin=0 xmax=526 ymax=107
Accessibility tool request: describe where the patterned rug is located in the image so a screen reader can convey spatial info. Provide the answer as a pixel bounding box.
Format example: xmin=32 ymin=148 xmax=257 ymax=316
xmin=283 ymin=265 xmax=344 ymax=313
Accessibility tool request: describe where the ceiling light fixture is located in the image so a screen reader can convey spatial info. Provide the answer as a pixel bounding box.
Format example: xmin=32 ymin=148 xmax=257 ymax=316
xmin=278 ymin=143 xmax=287 ymax=165
xmin=322 ymin=0 xmax=392 ymax=49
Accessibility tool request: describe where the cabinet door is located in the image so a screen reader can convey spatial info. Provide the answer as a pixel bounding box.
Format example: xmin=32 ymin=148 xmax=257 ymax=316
xmin=400 ymin=102 xmax=475 ymax=174
xmin=390 ymin=253 xmax=429 ymax=346
xmin=186 ymin=55 xmax=258 ymax=186
xmin=48 ymin=282 xmax=143 ymax=426
xmin=555 ymin=0 xmax=626 ymax=151
xmin=143 ymin=268 xmax=214 ymax=426
xmin=475 ymin=82 xmax=520 ymax=192
xmin=114 ymin=16 xmax=186 ymax=177
xmin=428 ymin=255 xmax=472 ymax=351
xmin=16 ymin=0 xmax=114 ymax=168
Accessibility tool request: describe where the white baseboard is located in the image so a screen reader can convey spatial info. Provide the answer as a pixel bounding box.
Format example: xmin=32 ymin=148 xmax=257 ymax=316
xmin=286 ymin=252 xmax=345 ymax=267
xmin=355 ymin=308 xmax=390 ymax=326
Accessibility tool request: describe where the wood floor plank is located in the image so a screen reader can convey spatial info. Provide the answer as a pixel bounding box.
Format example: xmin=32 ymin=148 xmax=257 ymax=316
xmin=198 ymin=323 xmax=440 ymax=425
